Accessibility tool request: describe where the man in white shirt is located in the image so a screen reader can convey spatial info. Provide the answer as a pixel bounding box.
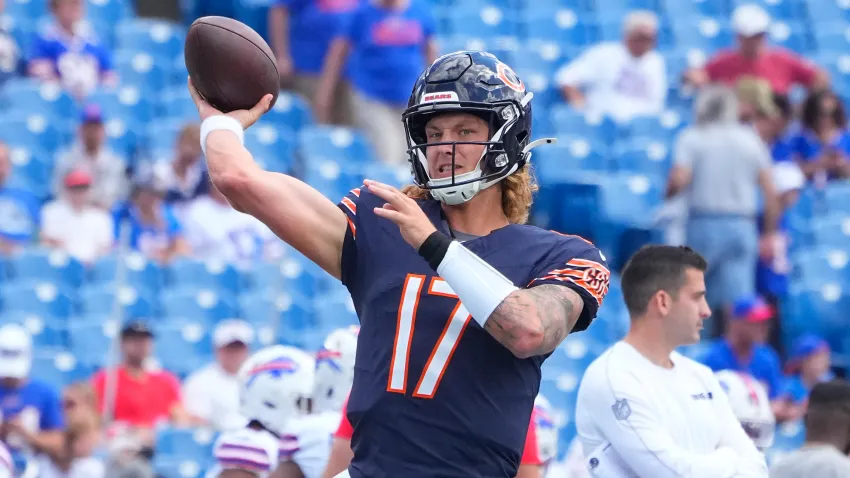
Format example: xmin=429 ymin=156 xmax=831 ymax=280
xmin=182 ymin=320 xmax=255 ymax=432
xmin=555 ymin=10 xmax=667 ymax=123
xmin=52 ymin=105 xmax=128 ymax=210
xmin=576 ymin=245 xmax=768 ymax=477
xmin=41 ymin=169 xmax=114 ymax=263
xmin=183 ymin=184 xmax=281 ymax=266
xmin=770 ymin=380 xmax=850 ymax=478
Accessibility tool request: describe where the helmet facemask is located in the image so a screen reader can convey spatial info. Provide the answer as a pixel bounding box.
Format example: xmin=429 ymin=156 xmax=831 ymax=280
xmin=403 ymin=95 xmax=530 ymax=205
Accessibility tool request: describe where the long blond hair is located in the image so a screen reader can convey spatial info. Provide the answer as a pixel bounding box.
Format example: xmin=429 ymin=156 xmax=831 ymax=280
xmin=400 ymin=163 xmax=538 ymax=224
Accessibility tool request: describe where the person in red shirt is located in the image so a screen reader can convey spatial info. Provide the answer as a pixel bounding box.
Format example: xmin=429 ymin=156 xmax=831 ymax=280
xmin=322 ymin=396 xmax=543 ymax=478
xmin=92 ymin=320 xmax=191 ymax=445
xmin=685 ymin=4 xmax=827 ymax=94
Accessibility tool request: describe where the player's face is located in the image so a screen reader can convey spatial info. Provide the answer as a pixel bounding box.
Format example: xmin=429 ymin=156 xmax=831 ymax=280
xmin=666 ymin=268 xmax=710 ymax=345
xmin=424 ymin=113 xmax=490 ymax=180
xmin=81 ymin=122 xmax=105 ymax=150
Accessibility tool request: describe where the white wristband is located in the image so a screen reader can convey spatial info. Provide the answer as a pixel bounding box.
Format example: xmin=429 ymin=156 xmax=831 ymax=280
xmin=436 ymin=241 xmax=519 ymax=327
xmin=200 ymin=115 xmax=245 ymax=156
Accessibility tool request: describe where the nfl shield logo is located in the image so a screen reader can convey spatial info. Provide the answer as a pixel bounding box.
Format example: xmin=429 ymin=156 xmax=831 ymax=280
xmin=612 ymin=399 xmax=631 ymax=420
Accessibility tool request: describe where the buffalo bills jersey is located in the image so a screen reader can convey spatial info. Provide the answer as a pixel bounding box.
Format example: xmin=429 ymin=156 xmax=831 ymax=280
xmin=337 ymin=188 xmax=610 ymax=477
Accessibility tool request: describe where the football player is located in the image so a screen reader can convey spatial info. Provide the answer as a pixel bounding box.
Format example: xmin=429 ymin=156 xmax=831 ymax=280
xmin=190 ymin=50 xmax=610 ymax=477
xmin=208 ymin=346 xmax=314 ymax=478
xmin=714 ymin=370 xmax=776 ymax=451
xmin=322 ymin=393 xmax=550 ymax=478
xmin=275 ymin=327 xmax=359 ymax=478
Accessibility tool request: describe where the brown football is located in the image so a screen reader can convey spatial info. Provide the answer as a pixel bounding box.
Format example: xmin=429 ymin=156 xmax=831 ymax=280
xmin=184 ymin=16 xmax=279 ymax=113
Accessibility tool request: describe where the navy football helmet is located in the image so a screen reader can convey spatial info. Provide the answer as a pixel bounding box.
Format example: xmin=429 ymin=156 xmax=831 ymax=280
xmin=403 ymin=51 xmax=555 ymax=205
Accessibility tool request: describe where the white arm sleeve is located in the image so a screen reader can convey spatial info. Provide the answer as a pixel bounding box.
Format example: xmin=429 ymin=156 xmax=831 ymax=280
xmin=582 ymin=370 xmax=740 ymax=478
xmin=708 ymin=375 xmax=769 ymax=478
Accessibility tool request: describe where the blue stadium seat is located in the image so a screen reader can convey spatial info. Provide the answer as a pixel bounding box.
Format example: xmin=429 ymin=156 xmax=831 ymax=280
xmin=361 ymin=162 xmax=411 ymax=189
xmin=31 ymin=349 xmax=92 ymax=388
xmin=301 ymin=155 xmax=364 ymax=201
xmin=7 ymin=147 xmax=51 ymax=197
xmin=0 ymin=281 xmax=73 ymax=318
xmin=825 ymin=180 xmax=850 ymax=215
xmin=299 ymin=126 xmax=374 ymax=163
xmin=153 ymin=321 xmax=212 ymax=377
xmin=3 ymin=0 xmax=48 ymax=19
xmin=160 ymin=289 xmax=238 ymax=322
xmin=792 ymin=248 xmax=850 ymax=287
xmin=86 ymin=0 xmax=134 ymax=25
xmin=662 ymin=0 xmax=727 ymax=19
xmin=767 ymin=21 xmax=810 ymax=54
xmin=115 ymin=19 xmax=185 ymax=61
xmin=509 ymin=41 xmax=565 ymax=75
xmin=115 ymin=50 xmax=169 ymax=96
xmin=249 ymin=257 xmax=317 ymax=302
xmin=79 ymin=285 xmax=157 ymax=318
xmin=238 ymin=291 xmax=315 ymax=336
xmin=533 ymin=140 xmax=610 ymax=178
xmin=550 ymin=105 xmax=617 ymax=143
xmin=67 ymin=318 xmax=118 ymax=367
xmin=672 ymin=16 xmax=732 ymax=50
xmin=7 ymin=249 xmax=85 ymax=288
xmin=445 ymin=5 xmax=519 ymax=38
xmin=782 ymin=283 xmax=850 ymax=354
xmin=87 ymin=86 xmax=155 ymax=125
xmin=157 ymin=85 xmax=199 ymax=121
xmin=89 ymin=253 xmax=165 ymax=294
xmin=156 ymin=427 xmax=216 ymax=472
xmin=2 ymin=79 xmax=79 ymax=118
xmin=622 ymin=112 xmax=684 ymax=142
xmin=732 ymin=0 xmax=803 ymax=20
xmin=313 ymin=292 xmax=359 ymax=329
xmin=810 ymin=215 xmax=850 ymax=249
xmin=0 ymin=112 xmax=63 ymax=154
xmin=0 ymin=311 xmax=67 ymax=349
xmin=167 ymin=259 xmax=242 ymax=296
xmin=245 ymin=123 xmax=296 ymax=174
xmin=611 ymin=139 xmax=672 ymax=177
xmin=598 ymin=173 xmax=664 ymax=224
xmin=264 ymin=92 xmax=312 ymax=131
xmin=103 ymin=116 xmax=140 ymax=159
xmin=436 ymin=35 xmax=491 ymax=56
xmin=521 ymin=9 xmax=596 ymax=48
xmin=146 ymin=118 xmax=193 ymax=152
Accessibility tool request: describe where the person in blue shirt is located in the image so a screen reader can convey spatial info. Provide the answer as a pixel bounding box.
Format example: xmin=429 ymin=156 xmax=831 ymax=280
xmin=768 ymin=93 xmax=796 ymax=163
xmin=316 ymin=0 xmax=439 ymax=164
xmin=774 ymin=334 xmax=835 ymax=423
xmin=791 ymin=89 xmax=850 ymax=183
xmin=27 ymin=0 xmax=116 ymax=98
xmin=0 ymin=141 xmax=40 ymax=254
xmin=112 ymin=171 xmax=190 ymax=264
xmin=700 ymin=295 xmax=783 ymax=403
xmin=0 ymin=324 xmax=64 ymax=468
xmin=268 ymin=0 xmax=360 ymax=125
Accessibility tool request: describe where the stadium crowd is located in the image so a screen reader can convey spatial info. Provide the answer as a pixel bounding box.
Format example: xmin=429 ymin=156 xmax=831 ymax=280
xmin=0 ymin=0 xmax=849 ymax=476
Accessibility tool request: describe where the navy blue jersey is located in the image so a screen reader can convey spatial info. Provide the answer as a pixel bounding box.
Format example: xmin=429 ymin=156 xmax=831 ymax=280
xmin=337 ymin=188 xmax=610 ymax=477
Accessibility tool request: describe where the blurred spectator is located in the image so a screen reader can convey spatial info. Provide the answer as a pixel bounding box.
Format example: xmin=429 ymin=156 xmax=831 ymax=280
xmin=112 ymin=172 xmax=190 ymax=264
xmin=182 ymin=320 xmax=254 ymax=432
xmin=555 ymin=10 xmax=666 ymax=123
xmin=756 ymin=163 xmax=804 ymax=313
xmin=158 ymin=124 xmax=209 ymax=207
xmin=770 ymin=380 xmax=850 ymax=477
xmin=316 ymin=0 xmax=438 ymax=164
xmin=667 ymin=86 xmax=779 ymax=315
xmin=736 ymin=77 xmax=780 ymax=141
xmin=53 ymin=105 xmax=128 ymax=210
xmin=774 ymin=334 xmax=834 ymax=423
xmin=0 ymin=324 xmax=64 ymax=463
xmin=268 ymin=0 xmax=357 ymax=125
xmin=685 ymin=4 xmax=827 ymax=94
xmin=41 ymin=169 xmax=114 ymax=264
xmin=184 ymin=185 xmax=280 ymax=265
xmin=792 ymin=90 xmax=850 ymax=182
xmin=700 ymin=296 xmax=783 ymax=403
xmin=0 ymin=141 xmax=40 ymax=254
xmin=37 ymin=382 xmax=105 ymax=478
xmin=767 ymin=93 xmax=795 ymax=163
xmin=27 ymin=0 xmax=116 ymax=98
xmin=0 ymin=0 xmax=22 ymax=87
xmin=92 ymin=321 xmax=189 ymax=445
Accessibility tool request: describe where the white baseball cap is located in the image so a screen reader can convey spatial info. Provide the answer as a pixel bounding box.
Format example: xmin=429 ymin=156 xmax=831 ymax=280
xmin=0 ymin=324 xmax=32 ymax=379
xmin=213 ymin=320 xmax=254 ymax=348
xmin=732 ymin=4 xmax=771 ymax=37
